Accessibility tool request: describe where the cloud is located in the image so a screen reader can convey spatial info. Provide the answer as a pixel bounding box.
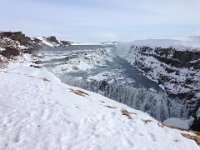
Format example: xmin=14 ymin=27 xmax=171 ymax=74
xmin=0 ymin=0 xmax=199 ymax=42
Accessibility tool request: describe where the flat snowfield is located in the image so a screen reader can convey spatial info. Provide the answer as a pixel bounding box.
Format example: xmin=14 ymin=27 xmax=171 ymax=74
xmin=0 ymin=70 xmax=199 ymax=150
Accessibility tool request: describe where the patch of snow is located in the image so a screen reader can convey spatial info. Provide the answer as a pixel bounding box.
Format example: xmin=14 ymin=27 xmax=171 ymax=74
xmin=149 ymin=88 xmax=157 ymax=93
xmin=0 ymin=47 xmax=5 ymax=52
xmin=20 ymin=45 xmax=28 ymax=50
xmin=71 ymin=42 xmax=101 ymax=45
xmin=35 ymin=37 xmax=55 ymax=47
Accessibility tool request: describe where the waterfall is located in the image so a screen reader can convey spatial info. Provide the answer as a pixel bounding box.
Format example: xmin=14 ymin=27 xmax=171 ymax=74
xmin=61 ymin=76 xmax=188 ymax=121
xmin=43 ymin=45 xmax=190 ymax=121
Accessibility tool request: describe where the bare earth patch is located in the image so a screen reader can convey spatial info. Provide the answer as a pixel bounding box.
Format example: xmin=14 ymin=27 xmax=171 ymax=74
xmin=121 ymin=109 xmax=136 ymax=119
xmin=40 ymin=77 xmax=51 ymax=82
xmin=69 ymin=88 xmax=89 ymax=97
xmin=142 ymin=119 xmax=153 ymax=124
xmin=181 ymin=133 xmax=200 ymax=146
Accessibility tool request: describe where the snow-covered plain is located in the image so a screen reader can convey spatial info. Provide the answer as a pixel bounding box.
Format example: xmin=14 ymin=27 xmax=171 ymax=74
xmin=0 ymin=57 xmax=199 ymax=150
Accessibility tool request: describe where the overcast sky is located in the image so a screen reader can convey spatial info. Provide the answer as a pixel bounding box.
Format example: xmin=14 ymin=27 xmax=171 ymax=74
xmin=0 ymin=0 xmax=200 ymax=42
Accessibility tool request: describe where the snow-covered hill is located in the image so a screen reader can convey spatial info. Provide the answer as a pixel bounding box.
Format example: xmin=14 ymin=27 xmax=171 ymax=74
xmin=33 ymin=36 xmax=71 ymax=47
xmin=0 ymin=63 xmax=199 ymax=150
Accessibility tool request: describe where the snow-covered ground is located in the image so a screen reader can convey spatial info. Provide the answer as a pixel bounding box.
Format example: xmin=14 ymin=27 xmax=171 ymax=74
xmin=0 ymin=62 xmax=199 ymax=149
xmin=1 ymin=32 xmax=200 ymax=148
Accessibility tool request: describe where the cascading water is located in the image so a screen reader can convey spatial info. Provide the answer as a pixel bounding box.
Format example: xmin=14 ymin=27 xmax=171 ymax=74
xmin=40 ymin=45 xmax=189 ymax=121
xmin=63 ymin=76 xmax=171 ymax=120
xmin=61 ymin=73 xmax=187 ymax=121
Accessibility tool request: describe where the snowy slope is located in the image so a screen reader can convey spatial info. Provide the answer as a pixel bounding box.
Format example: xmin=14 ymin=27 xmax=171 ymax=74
xmin=34 ymin=37 xmax=60 ymax=47
xmin=34 ymin=36 xmax=71 ymax=47
xmin=0 ymin=65 xmax=199 ymax=149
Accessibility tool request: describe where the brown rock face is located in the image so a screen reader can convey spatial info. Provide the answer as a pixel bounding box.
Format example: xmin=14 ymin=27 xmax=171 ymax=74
xmin=1 ymin=47 xmax=20 ymax=59
xmin=0 ymin=31 xmax=32 ymax=46
xmin=129 ymin=45 xmax=200 ymax=130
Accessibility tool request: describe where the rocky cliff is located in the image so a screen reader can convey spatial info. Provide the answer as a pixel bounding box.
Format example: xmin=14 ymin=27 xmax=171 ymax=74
xmin=123 ymin=42 xmax=200 ymax=130
xmin=0 ymin=31 xmax=71 ymax=61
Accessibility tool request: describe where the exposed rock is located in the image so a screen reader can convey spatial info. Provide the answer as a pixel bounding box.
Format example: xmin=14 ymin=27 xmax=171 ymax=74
xmin=126 ymin=44 xmax=200 ymax=130
xmin=0 ymin=31 xmax=72 ymax=61
xmin=46 ymin=36 xmax=60 ymax=44
xmin=60 ymin=40 xmax=71 ymax=46
xmin=191 ymin=102 xmax=200 ymax=131
xmin=99 ymin=80 xmax=108 ymax=91
xmin=0 ymin=31 xmax=33 ymax=46
xmin=1 ymin=47 xmax=20 ymax=59
xmin=191 ymin=117 xmax=200 ymax=131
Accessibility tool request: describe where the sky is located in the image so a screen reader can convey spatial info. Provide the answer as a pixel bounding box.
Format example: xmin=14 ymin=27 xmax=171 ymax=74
xmin=0 ymin=0 xmax=200 ymax=42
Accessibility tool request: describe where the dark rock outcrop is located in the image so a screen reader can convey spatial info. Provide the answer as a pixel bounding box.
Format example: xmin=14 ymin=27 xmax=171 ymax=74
xmin=46 ymin=36 xmax=60 ymax=44
xmin=60 ymin=40 xmax=71 ymax=46
xmin=0 ymin=31 xmax=33 ymax=47
xmin=128 ymin=45 xmax=200 ymax=130
xmin=1 ymin=47 xmax=20 ymax=59
xmin=0 ymin=31 xmax=72 ymax=60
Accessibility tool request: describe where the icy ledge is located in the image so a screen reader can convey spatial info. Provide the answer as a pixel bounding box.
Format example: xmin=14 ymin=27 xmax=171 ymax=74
xmin=0 ymin=66 xmax=199 ymax=149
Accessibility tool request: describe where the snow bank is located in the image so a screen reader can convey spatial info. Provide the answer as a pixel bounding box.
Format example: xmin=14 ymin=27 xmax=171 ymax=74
xmin=0 ymin=66 xmax=199 ymax=149
xmin=8 ymin=66 xmax=61 ymax=83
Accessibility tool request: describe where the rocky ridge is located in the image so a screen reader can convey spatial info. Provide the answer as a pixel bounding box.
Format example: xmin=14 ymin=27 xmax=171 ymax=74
xmin=0 ymin=31 xmax=71 ymax=61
